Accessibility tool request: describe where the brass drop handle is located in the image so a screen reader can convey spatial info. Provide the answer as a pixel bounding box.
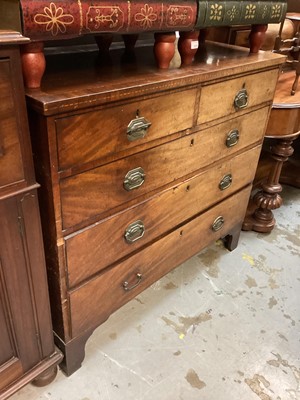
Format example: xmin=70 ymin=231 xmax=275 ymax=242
xmin=127 ymin=116 xmax=151 ymax=141
xmin=234 ymin=88 xmax=248 ymax=110
xmin=226 ymin=129 xmax=240 ymax=148
xmin=219 ymin=174 xmax=232 ymax=191
xmin=211 ymin=216 xmax=225 ymax=232
xmin=123 ymin=167 xmax=145 ymax=191
xmin=124 ymin=220 xmax=145 ymax=243
xmin=123 ymin=273 xmax=142 ymax=291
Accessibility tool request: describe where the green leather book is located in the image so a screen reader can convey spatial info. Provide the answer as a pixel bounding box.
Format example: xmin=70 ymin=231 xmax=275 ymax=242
xmin=196 ymin=0 xmax=287 ymax=28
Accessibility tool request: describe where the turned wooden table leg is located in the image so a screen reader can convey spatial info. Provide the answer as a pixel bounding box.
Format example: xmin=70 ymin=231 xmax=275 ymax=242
xmin=243 ymin=135 xmax=298 ymax=233
xmin=195 ymin=29 xmax=208 ymax=62
xmin=178 ymin=30 xmax=200 ymax=66
xmin=154 ymin=32 xmax=176 ymax=69
xmin=249 ymin=24 xmax=268 ymax=53
xmin=20 ymin=41 xmax=45 ymax=89
xmin=95 ymin=34 xmax=113 ymax=54
xmin=122 ymin=34 xmax=139 ymax=54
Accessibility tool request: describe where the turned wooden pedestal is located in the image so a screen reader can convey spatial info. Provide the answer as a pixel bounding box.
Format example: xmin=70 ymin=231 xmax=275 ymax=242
xmin=243 ymin=70 xmax=300 ymax=233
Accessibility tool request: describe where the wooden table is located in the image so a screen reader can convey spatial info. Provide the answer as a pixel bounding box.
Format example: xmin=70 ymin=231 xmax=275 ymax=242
xmin=243 ymin=70 xmax=300 ymax=233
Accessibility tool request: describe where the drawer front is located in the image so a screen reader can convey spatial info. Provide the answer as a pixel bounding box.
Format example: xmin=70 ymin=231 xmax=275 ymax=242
xmin=56 ymin=89 xmax=197 ymax=171
xmin=60 ymin=107 xmax=268 ymax=229
xmin=66 ymin=146 xmax=261 ymax=288
xmin=0 ymin=60 xmax=24 ymax=189
xmin=197 ymin=69 xmax=278 ymax=124
xmin=69 ymin=186 xmax=252 ymax=337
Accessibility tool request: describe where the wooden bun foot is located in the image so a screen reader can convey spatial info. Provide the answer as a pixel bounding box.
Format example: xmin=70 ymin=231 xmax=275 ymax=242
xmin=32 ymin=366 xmax=58 ymax=387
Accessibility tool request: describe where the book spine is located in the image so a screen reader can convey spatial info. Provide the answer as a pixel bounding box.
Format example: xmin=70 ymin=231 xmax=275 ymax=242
xmin=20 ymin=0 xmax=197 ymax=40
xmin=196 ymin=0 xmax=287 ymax=29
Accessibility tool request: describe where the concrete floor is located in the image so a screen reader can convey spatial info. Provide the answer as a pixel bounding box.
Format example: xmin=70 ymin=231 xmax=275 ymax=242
xmin=11 ymin=185 xmax=300 ymax=400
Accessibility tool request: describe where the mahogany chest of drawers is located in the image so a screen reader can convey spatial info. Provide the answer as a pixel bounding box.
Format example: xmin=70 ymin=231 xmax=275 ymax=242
xmin=26 ymin=42 xmax=284 ymax=375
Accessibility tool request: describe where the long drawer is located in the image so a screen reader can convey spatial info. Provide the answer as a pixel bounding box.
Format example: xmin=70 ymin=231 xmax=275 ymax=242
xmin=65 ymin=145 xmax=261 ymax=288
xmin=197 ymin=69 xmax=278 ymax=124
xmin=56 ymin=88 xmax=197 ymax=171
xmin=68 ymin=185 xmax=252 ymax=338
xmin=60 ymin=107 xmax=268 ymax=229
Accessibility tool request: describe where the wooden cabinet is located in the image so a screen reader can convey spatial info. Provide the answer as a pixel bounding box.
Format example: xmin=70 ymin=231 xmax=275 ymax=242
xmin=26 ymin=42 xmax=284 ymax=376
xmin=0 ymin=31 xmax=62 ymax=399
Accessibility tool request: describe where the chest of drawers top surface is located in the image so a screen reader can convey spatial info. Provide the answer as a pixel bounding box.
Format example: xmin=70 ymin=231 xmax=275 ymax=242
xmin=25 ymin=42 xmax=284 ymax=116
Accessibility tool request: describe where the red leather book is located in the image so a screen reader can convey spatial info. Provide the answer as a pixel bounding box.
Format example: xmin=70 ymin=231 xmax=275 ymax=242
xmin=20 ymin=0 xmax=197 ymax=40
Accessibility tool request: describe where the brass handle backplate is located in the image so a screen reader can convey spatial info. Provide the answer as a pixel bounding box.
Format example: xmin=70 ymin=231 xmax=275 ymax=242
xmin=124 ymin=220 xmax=145 ymax=243
xmin=123 ymin=273 xmax=142 ymax=291
xmin=212 ymin=216 xmax=225 ymax=232
xmin=219 ymin=174 xmax=232 ymax=191
xmin=234 ymin=88 xmax=248 ymax=110
xmin=123 ymin=167 xmax=145 ymax=191
xmin=127 ymin=116 xmax=151 ymax=142
xmin=226 ymin=129 xmax=240 ymax=148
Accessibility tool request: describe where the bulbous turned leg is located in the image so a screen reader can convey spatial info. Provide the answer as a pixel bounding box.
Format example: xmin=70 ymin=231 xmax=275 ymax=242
xmin=122 ymin=34 xmax=139 ymax=54
xmin=20 ymin=41 xmax=45 ymax=89
xmin=178 ymin=30 xmax=200 ymax=66
xmin=95 ymin=34 xmax=113 ymax=53
xmin=243 ymin=136 xmax=297 ymax=233
xmin=195 ymin=29 xmax=208 ymax=62
xmin=121 ymin=34 xmax=139 ymax=63
xmin=154 ymin=32 xmax=176 ymax=69
xmin=249 ymin=24 xmax=268 ymax=53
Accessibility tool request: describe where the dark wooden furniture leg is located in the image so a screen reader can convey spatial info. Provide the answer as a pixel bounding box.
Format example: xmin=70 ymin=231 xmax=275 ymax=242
xmin=243 ymin=133 xmax=299 ymax=233
xmin=122 ymin=34 xmax=139 ymax=54
xmin=249 ymin=24 xmax=268 ymax=53
xmin=178 ymin=30 xmax=200 ymax=66
xmin=54 ymin=330 xmax=95 ymax=376
xmin=95 ymin=34 xmax=113 ymax=54
xmin=20 ymin=41 xmax=45 ymax=89
xmin=154 ymin=32 xmax=176 ymax=69
xmin=223 ymin=224 xmax=243 ymax=251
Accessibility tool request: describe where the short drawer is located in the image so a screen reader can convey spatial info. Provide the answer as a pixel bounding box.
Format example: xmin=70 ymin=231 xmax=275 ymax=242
xmin=56 ymin=88 xmax=197 ymax=171
xmin=69 ymin=185 xmax=252 ymax=337
xmin=0 ymin=62 xmax=24 ymax=189
xmin=65 ymin=145 xmax=261 ymax=288
xmin=197 ymin=69 xmax=278 ymax=124
xmin=60 ymin=107 xmax=269 ymax=229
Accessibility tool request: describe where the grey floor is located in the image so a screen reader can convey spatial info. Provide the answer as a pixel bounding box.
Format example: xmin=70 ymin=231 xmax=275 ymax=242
xmin=11 ymin=185 xmax=300 ymax=400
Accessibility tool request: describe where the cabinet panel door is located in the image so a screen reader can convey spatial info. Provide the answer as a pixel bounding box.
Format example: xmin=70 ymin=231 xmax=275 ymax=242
xmin=0 ymin=272 xmax=23 ymax=391
xmin=0 ymin=194 xmax=43 ymax=389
